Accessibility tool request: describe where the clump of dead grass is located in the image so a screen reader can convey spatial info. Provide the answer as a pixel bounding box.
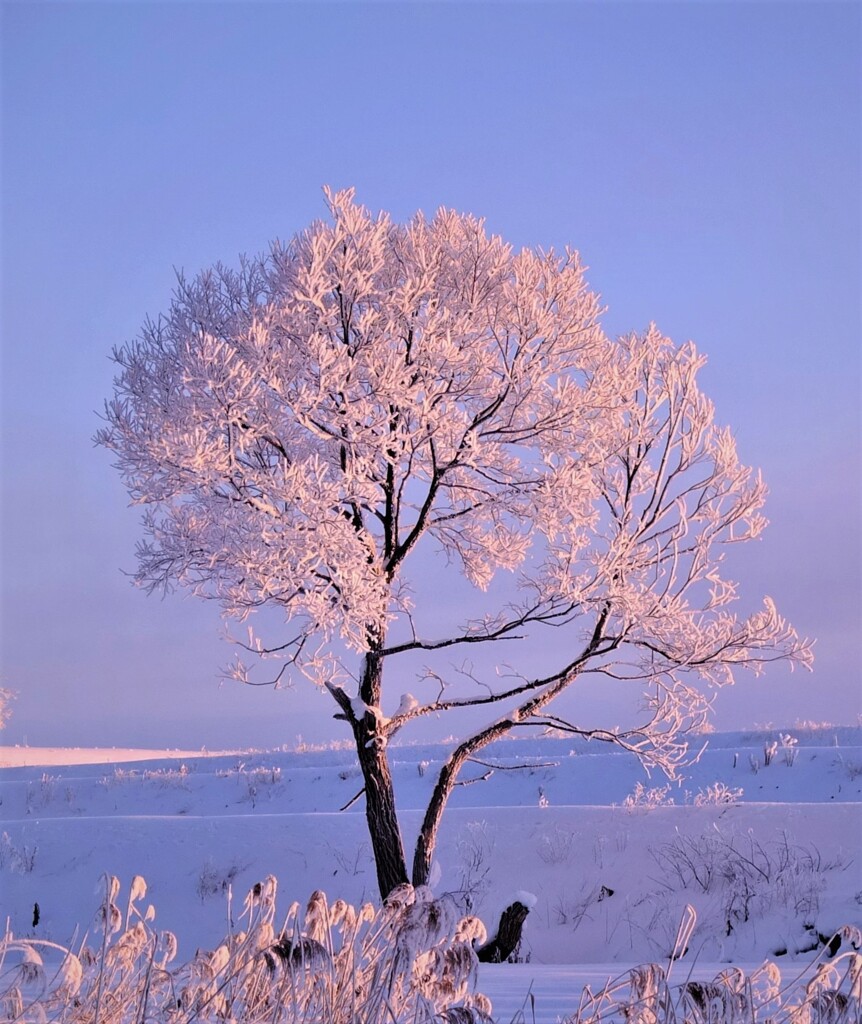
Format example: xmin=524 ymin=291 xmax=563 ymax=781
xmin=0 ymin=874 xmax=493 ymax=1023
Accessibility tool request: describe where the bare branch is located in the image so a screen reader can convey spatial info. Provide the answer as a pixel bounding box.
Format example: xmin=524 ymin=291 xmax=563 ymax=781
xmin=380 ymin=599 xmax=579 ymax=659
xmin=339 ymin=787 xmax=366 ymax=812
xmin=454 ymin=768 xmax=494 ymax=787
xmin=467 ymin=755 xmax=559 ymax=772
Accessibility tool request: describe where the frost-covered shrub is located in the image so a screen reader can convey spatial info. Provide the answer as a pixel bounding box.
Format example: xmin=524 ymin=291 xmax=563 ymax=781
xmin=761 ymin=737 xmax=794 ymax=770
xmin=292 ymin=736 xmax=355 ymax=754
xmin=25 ymin=773 xmax=57 ymax=813
xmin=693 ymin=781 xmax=744 ymax=806
xmin=143 ymin=763 xmax=192 ymax=788
xmin=623 ymin=782 xmax=675 ymax=810
xmin=327 ymin=839 xmax=371 ymax=877
xmin=100 ymin=765 xmax=193 ymax=794
xmin=217 ymin=763 xmax=284 ymax=807
xmin=214 ymin=765 xmax=284 ymax=811
xmin=553 ymin=883 xmax=614 ymax=932
xmin=833 ymin=754 xmax=862 ymax=782
xmin=451 ymin=822 xmax=495 ymax=915
xmin=0 ymin=875 xmax=494 ymax=1023
xmin=243 ymin=767 xmax=282 ymax=807
xmin=780 ymin=733 xmax=799 ymax=767
xmin=100 ymin=767 xmax=139 ymax=788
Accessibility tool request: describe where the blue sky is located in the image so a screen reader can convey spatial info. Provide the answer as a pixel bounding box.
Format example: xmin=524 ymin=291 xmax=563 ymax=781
xmin=1 ymin=2 xmax=859 ymax=749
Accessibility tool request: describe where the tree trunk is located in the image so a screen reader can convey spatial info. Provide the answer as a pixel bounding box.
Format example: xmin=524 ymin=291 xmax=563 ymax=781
xmin=355 ymin=714 xmax=409 ymax=899
xmin=476 ymin=900 xmax=531 ymax=963
xmin=351 ymin=651 xmax=409 ymax=900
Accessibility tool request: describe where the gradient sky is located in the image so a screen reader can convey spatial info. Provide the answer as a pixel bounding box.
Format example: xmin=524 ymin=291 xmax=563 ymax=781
xmin=1 ymin=2 xmax=860 ymax=750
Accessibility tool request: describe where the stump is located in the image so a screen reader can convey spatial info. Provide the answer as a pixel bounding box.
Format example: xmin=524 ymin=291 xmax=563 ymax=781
xmin=476 ymin=899 xmax=530 ymax=963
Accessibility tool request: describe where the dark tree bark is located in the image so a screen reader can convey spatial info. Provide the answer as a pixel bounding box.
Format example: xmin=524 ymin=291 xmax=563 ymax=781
xmin=412 ymin=683 xmax=573 ymax=887
xmin=412 ymin=718 xmax=513 ymax=887
xmin=476 ymin=900 xmax=531 ymax=963
xmin=330 ymin=650 xmax=409 ymax=899
xmin=354 ymin=713 xmax=409 ymax=898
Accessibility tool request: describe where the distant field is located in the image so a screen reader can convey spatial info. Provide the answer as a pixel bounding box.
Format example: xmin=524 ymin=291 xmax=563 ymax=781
xmin=0 ymin=746 xmax=237 ymax=768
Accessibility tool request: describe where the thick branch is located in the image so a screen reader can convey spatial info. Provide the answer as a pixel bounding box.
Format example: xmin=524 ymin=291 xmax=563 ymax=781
xmin=388 ymin=634 xmax=619 ymax=734
xmin=387 ymin=443 xmax=441 ymax=572
xmin=412 ymin=606 xmax=612 ymax=884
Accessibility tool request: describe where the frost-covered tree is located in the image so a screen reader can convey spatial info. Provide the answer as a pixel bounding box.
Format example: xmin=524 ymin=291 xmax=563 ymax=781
xmin=98 ymin=189 xmax=811 ymax=899
xmin=0 ymin=688 xmax=14 ymax=731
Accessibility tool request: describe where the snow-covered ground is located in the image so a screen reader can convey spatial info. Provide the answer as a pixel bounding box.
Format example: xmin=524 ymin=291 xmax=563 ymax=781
xmin=1 ymin=727 xmax=860 ymax=1022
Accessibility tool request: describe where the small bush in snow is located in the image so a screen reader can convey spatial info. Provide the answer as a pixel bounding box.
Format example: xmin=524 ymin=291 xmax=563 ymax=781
xmin=622 ymin=782 xmax=675 ymax=810
xmin=100 ymin=767 xmax=138 ymax=788
xmin=144 ymin=763 xmax=191 ymax=787
xmin=536 ymin=826 xmax=576 ymax=866
xmin=216 ymin=763 xmax=284 ymax=807
xmin=693 ymin=781 xmax=744 ymax=806
xmin=833 ymin=754 xmax=862 ymax=782
xmin=327 ymin=840 xmax=371 ymax=877
xmin=0 ymin=832 xmax=37 ymax=874
xmin=25 ymin=774 xmax=57 ymax=813
xmin=553 ymin=884 xmax=614 ymax=933
xmin=197 ymin=857 xmax=244 ymax=901
xmin=243 ymin=766 xmax=283 ymax=807
xmin=451 ymin=822 xmax=495 ymax=915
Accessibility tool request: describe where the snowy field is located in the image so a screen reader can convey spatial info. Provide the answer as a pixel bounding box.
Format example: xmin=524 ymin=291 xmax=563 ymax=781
xmin=2 ymin=726 xmax=860 ymax=1022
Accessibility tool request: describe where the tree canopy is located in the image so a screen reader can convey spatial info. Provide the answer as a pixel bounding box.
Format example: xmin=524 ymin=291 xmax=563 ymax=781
xmin=99 ymin=189 xmax=812 ymax=897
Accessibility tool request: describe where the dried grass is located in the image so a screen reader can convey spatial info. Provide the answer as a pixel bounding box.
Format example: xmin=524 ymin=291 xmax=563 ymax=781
xmin=0 ymin=875 xmax=493 ymax=1024
xmin=1 ymin=882 xmax=858 ymax=1024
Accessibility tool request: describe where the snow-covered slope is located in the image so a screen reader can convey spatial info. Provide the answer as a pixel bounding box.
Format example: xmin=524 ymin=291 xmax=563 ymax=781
xmin=1 ymin=727 xmax=859 ymax=972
